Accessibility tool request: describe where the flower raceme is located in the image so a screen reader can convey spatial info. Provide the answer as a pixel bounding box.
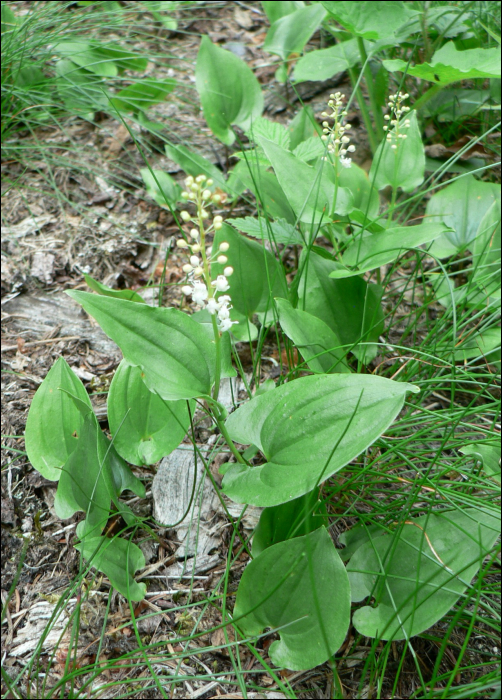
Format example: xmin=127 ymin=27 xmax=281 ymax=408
xmin=383 ymin=91 xmax=411 ymax=151
xmin=177 ymin=174 xmax=237 ymax=333
xmin=320 ymin=92 xmax=356 ymax=169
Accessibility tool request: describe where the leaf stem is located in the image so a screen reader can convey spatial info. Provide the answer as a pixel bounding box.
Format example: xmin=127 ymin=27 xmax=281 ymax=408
xmin=357 ymin=37 xmax=384 ymax=141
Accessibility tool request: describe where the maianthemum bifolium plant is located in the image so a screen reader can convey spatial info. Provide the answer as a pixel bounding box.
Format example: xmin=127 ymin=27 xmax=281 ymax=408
xmin=22 ymin=0 xmax=501 ymax=676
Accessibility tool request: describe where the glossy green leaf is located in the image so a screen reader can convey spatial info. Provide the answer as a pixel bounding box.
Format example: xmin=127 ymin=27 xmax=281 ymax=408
xmin=222 ymin=374 xmax=418 ymax=507
xmin=287 ymin=105 xmax=322 ymax=150
xmin=93 ymin=44 xmax=148 ymax=72
xmin=235 ymin=527 xmax=350 ymax=670
xmin=261 ymin=0 xmax=304 ymax=25
xmin=450 ymin=327 xmax=501 ymax=364
xmin=212 ymin=224 xmax=287 ymax=317
xmin=75 ymin=536 xmax=146 ymax=601
xmin=426 ymin=176 xmax=500 ymax=257
xmin=55 ymin=412 xmax=114 ymax=536
xmin=108 ymin=361 xmax=192 ymax=466
xmin=229 ymin=161 xmax=295 ymax=223
xmin=321 ymin=1 xmax=419 ymax=41
xmin=25 ymin=358 xmax=93 ymax=481
xmin=252 ymin=490 xmax=328 ymax=557
xmin=348 ymin=508 xmax=501 ymax=640
xmin=258 ymin=136 xmax=353 ymax=222
xmin=140 ymin=168 xmax=180 ymax=209
xmin=332 ymin=162 xmax=380 ymax=220
xmin=84 ymin=274 xmax=145 ymax=304
xmin=460 ymin=444 xmax=501 ymax=484
xmin=422 ymin=89 xmax=492 ymax=122
xmin=472 ymin=199 xmax=501 ymax=296
xmin=191 ymin=309 xmax=237 ymax=377
xmin=298 ymin=249 xmax=384 ymax=362
xmin=196 ymin=36 xmax=263 ymax=146
xmin=293 ymin=38 xmax=359 ymax=83
xmin=383 ymin=42 xmax=501 ymax=86
xmin=329 ymin=223 xmax=451 ymax=279
xmin=263 ymin=4 xmax=327 ymax=62
xmin=55 ymin=59 xmax=109 ymax=113
xmin=276 ymin=298 xmax=350 ymax=373
xmin=54 ymin=41 xmax=118 ymax=77
xmin=164 ymin=143 xmax=227 ymax=191
xmin=339 ymin=522 xmax=386 ymax=562
xmin=111 ymin=78 xmax=175 ymax=112
xmin=66 ymin=291 xmax=216 ymax=401
xmin=228 ymin=217 xmax=304 ymax=245
xmin=369 ymin=111 xmax=425 ymax=192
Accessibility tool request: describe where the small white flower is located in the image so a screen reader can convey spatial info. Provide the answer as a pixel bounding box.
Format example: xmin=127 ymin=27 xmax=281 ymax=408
xmin=191 ymin=244 xmax=201 ymax=253
xmin=190 ymin=255 xmax=200 ymax=267
xmin=193 ymin=266 xmax=204 ymax=277
xmin=341 ymin=135 xmax=350 ymax=143
xmin=180 ymin=211 xmax=191 ymax=222
xmin=340 ymin=156 xmax=352 ymax=168
xmin=190 ymin=228 xmax=199 ymax=240
xmin=206 ymin=179 xmax=213 ymax=187
xmin=218 ymin=303 xmax=231 ymax=321
xmin=202 ymin=189 xmax=211 ymax=200
xmin=347 ymin=144 xmax=356 ymax=153
xmin=192 ymin=281 xmax=208 ymax=306
xmin=182 ymin=263 xmax=193 ymax=273
xmin=177 ymin=239 xmax=188 ymax=248
xmin=184 ymin=176 xmax=194 ymax=187
xmin=196 ymin=174 xmax=206 ymax=183
xmin=223 ymin=266 xmax=234 ymax=277
xmin=219 ymin=241 xmax=230 ymax=252
xmin=219 ymin=317 xmax=237 ymax=333
xmin=212 ymin=275 xmax=230 ymax=292
xmin=212 ymin=193 xmax=221 ymax=203
xmin=181 ymin=285 xmax=192 ymax=295
xmin=206 ymin=297 xmax=221 ymax=315
xmin=219 ymin=294 xmax=231 ymax=305
xmin=181 ymin=191 xmax=190 ymax=200
xmin=217 ymin=255 xmax=228 ymax=264
xmin=201 ymin=209 xmax=209 ymax=219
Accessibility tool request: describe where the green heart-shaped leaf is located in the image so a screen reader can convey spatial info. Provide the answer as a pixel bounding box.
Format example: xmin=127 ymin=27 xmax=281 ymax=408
xmin=235 ymin=527 xmax=350 ymax=670
xmin=223 ymin=374 xmax=418 ymax=506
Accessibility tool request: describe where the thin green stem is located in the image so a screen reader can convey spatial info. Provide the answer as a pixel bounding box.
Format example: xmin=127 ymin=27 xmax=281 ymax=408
xmin=211 ymin=315 xmax=222 ymax=401
xmin=357 ymin=37 xmax=384 ymax=141
xmin=348 ymin=66 xmax=378 ymax=153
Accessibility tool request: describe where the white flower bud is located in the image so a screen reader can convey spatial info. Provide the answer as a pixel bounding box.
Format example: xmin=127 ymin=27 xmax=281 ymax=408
xmin=190 ymin=228 xmax=199 ymax=240
xmin=341 ymin=135 xmax=350 ymax=143
xmin=194 ymin=266 xmax=204 ymax=276
xmin=201 ymin=209 xmax=209 ymax=219
xmin=177 ymin=239 xmax=188 ymax=248
xmin=212 ymin=193 xmax=221 ymax=203
xmin=219 ymin=241 xmax=230 ymax=252
xmin=182 ymin=285 xmax=192 ymax=295
xmin=190 ymin=183 xmax=199 ymax=192
xmin=182 ymin=263 xmax=193 ymax=273
xmin=190 ymin=255 xmax=200 ymax=267
xmin=196 ymin=174 xmax=206 ymax=183
xmin=344 ymin=123 xmax=351 ymax=129
xmin=181 ymin=191 xmax=190 ymax=199
xmin=202 ymin=189 xmax=211 ymax=200
xmin=347 ymin=144 xmax=356 ymax=152
xmin=217 ymin=255 xmax=228 ymax=264
xmin=180 ymin=211 xmax=191 ymax=222
xmin=383 ymin=125 xmax=388 ymax=131
xmin=206 ymin=179 xmax=213 ymax=186
xmin=223 ymin=266 xmax=234 ymax=277
xmin=191 ymin=244 xmax=201 ymax=253
xmin=391 ymin=144 xmax=397 ymax=150
xmin=384 ymin=114 xmax=390 ymax=120
xmin=184 ymin=176 xmax=194 ymax=187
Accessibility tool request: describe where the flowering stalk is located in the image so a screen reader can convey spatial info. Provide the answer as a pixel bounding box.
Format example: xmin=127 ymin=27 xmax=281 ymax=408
xmin=176 ymin=174 xmax=237 ymax=401
xmin=321 ymin=92 xmax=356 ymax=218
xmin=383 ymin=91 xmax=411 ymax=222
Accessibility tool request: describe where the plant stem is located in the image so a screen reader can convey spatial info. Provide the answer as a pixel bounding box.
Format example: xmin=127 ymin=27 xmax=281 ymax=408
xmin=210 ymin=407 xmax=247 ymax=465
xmin=357 ymin=37 xmax=384 ymax=141
xmin=211 ymin=315 xmax=222 ymax=401
xmin=348 ymin=66 xmax=378 ymax=153
xmin=196 ymin=189 xmax=222 ymax=402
